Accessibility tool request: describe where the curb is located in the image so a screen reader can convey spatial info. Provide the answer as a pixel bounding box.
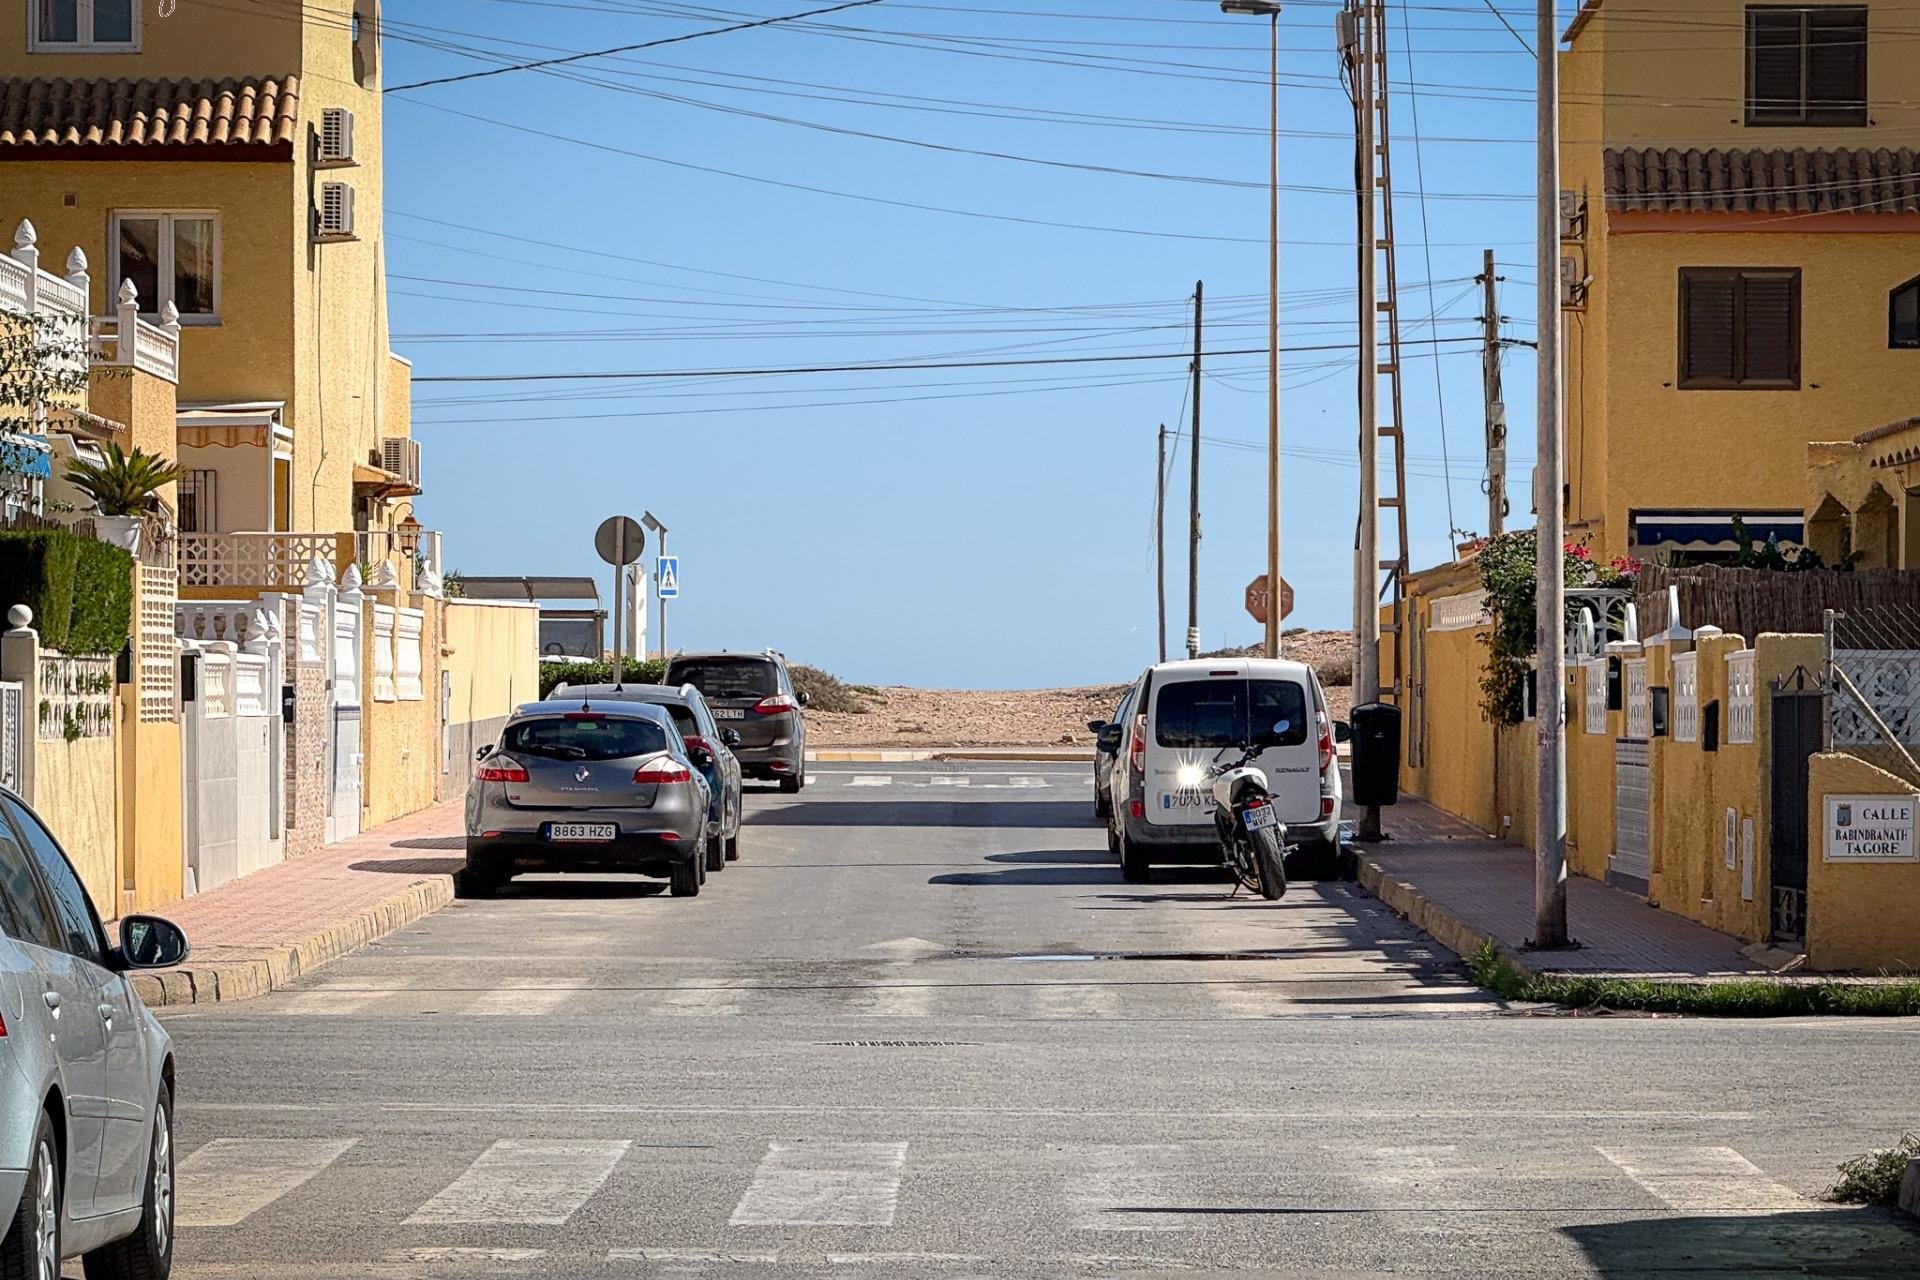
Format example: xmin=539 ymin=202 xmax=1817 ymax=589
xmin=808 ymin=749 xmax=1094 ymax=763
xmin=1352 ymin=851 xmax=1541 ymax=982
xmin=130 ymin=874 xmax=455 ymax=1008
xmin=1900 ymin=1158 xmax=1919 ymax=1219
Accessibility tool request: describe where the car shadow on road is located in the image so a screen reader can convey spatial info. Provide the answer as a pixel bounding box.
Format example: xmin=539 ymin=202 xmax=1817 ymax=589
xmin=490 ymin=878 xmax=669 ymax=900
xmin=985 ymin=849 xmax=1112 ymax=865
xmin=748 ymin=800 xmax=1095 ymax=828
xmin=929 ymin=849 xmax=1227 ymax=888
xmin=350 ymin=857 xmax=463 ymax=875
xmin=395 ymin=837 xmax=465 ymax=851
xmin=1563 ymin=1208 xmax=1920 ymax=1277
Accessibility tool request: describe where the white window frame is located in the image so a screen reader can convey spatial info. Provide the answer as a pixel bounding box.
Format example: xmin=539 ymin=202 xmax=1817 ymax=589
xmin=108 ymin=211 xmax=222 ymax=326
xmin=29 ymin=0 xmax=141 ymax=53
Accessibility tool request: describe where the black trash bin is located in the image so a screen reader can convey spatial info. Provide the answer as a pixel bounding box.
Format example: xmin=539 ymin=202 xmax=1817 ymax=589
xmin=1349 ymin=701 xmax=1402 ymax=808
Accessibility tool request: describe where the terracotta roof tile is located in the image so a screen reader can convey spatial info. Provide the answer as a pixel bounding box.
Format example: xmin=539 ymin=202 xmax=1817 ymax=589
xmin=0 ymin=76 xmax=299 ymax=150
xmin=1605 ymin=147 xmax=1920 ymax=216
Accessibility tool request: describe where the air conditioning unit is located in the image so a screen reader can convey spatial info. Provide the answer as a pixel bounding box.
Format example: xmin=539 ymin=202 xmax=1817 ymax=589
xmin=380 ymin=436 xmax=421 ymax=488
xmin=1559 ymin=190 xmax=1586 ymax=241
xmin=317 ymin=181 xmax=356 ymax=239
xmin=319 ymin=107 xmax=356 ymax=164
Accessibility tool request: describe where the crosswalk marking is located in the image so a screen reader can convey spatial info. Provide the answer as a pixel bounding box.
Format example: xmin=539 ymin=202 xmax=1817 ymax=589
xmin=276 ymin=976 xmax=415 ymax=1016
xmin=176 ymin=1138 xmax=359 ymax=1228
xmin=924 ymin=774 xmax=970 ymax=787
xmin=1596 ymin=1146 xmax=1807 ymax=1213
xmin=654 ymin=978 xmax=749 ymax=1017
xmin=848 ymin=775 xmax=893 ymax=787
xmin=1067 ymin=1144 xmax=1191 ymax=1232
xmin=462 ymin=981 xmax=576 ymax=1017
xmin=730 ymin=1141 xmax=909 ymax=1227
xmin=1004 ymin=775 xmax=1050 ymax=788
xmin=405 ymin=1139 xmax=632 ymax=1226
xmin=851 ymin=982 xmax=934 ymax=1017
xmin=1029 ymin=983 xmax=1122 ymax=1019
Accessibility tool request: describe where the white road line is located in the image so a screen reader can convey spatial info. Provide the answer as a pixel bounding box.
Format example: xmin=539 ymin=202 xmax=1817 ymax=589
xmin=1067 ymin=1144 xmax=1191 ymax=1232
xmin=850 ymin=982 xmax=934 ymax=1017
xmin=847 ymin=775 xmax=893 ymax=787
xmin=275 ymin=976 xmax=415 ymax=1016
xmin=176 ymin=1138 xmax=358 ymax=1228
xmin=653 ymin=978 xmax=749 ymax=1017
xmin=922 ymin=774 xmax=970 ymax=787
xmin=1029 ymin=983 xmax=1123 ymax=1019
xmin=391 ymin=1248 xmax=548 ymax=1263
xmin=460 ymin=981 xmax=576 ymax=1017
xmin=1596 ymin=1146 xmax=1809 ymax=1213
xmin=729 ymin=1141 xmax=909 ymax=1226
xmin=609 ymin=1248 xmax=781 ymax=1265
xmin=1003 ymin=775 xmax=1051 ymax=788
xmin=1326 ymin=1143 xmax=1479 ymax=1190
xmin=405 ymin=1139 xmax=631 ymax=1226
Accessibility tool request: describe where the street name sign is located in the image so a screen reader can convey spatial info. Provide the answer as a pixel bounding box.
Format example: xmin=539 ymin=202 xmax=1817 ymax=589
xmin=1823 ymin=794 xmax=1920 ymax=863
xmin=658 ymin=556 xmax=681 ymax=599
xmin=1244 ymin=574 xmax=1295 ymax=627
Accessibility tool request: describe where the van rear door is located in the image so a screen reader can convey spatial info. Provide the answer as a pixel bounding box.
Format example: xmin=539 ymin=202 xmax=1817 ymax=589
xmin=1144 ymin=668 xmax=1321 ymax=826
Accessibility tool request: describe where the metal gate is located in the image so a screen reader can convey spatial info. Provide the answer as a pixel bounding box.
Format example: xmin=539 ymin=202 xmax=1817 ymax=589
xmin=1611 ymin=739 xmax=1652 ymax=892
xmin=1768 ymin=683 xmax=1825 ymax=944
xmin=327 ymin=586 xmax=363 ymax=844
xmin=0 ymin=680 xmax=22 ymax=792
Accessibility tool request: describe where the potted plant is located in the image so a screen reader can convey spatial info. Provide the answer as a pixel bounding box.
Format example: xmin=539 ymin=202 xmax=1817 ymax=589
xmin=64 ymin=443 xmax=180 ymax=553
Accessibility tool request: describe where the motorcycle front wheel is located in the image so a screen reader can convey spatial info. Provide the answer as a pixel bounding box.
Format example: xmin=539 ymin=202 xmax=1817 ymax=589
xmin=1252 ymin=827 xmax=1288 ymax=900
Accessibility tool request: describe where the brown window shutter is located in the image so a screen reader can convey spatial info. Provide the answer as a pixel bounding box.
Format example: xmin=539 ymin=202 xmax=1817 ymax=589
xmin=1738 ymin=273 xmax=1800 ymax=385
xmin=1681 ymin=273 xmax=1738 ymax=385
xmin=1807 ymin=8 xmax=1869 ymax=122
xmin=1748 ymin=8 xmax=1805 ymax=121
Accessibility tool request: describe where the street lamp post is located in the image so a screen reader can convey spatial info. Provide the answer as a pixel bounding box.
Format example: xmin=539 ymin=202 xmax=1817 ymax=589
xmin=642 ymin=510 xmax=668 ymax=661
xmin=1221 ymin=0 xmax=1284 ymax=659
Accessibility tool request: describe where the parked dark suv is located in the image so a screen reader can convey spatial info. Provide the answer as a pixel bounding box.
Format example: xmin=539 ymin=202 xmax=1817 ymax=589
xmin=666 ymin=651 xmax=810 ymax=792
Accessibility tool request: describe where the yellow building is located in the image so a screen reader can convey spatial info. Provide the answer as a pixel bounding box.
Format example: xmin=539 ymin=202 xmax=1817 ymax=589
xmin=1560 ymin=0 xmax=1920 ymax=564
xmin=0 ymin=0 xmax=419 ymax=547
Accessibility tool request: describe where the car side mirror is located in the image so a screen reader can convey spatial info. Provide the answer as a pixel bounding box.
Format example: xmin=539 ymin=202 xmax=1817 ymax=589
xmin=722 ymin=728 xmax=743 ymax=748
xmin=687 ymin=745 xmax=715 ymax=770
xmin=1097 ymin=724 xmax=1124 ymax=750
xmin=476 ymin=745 xmax=493 ymax=761
xmin=119 ymin=916 xmax=189 ymax=970
xmin=1087 ymin=719 xmax=1107 ymax=734
xmin=1334 ymin=721 xmax=1353 ymax=744
xmin=797 ymin=691 xmax=812 ymax=708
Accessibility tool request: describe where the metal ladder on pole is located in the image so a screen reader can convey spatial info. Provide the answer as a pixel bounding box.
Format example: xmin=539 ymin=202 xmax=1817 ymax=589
xmin=1364 ymin=0 xmax=1412 ymax=696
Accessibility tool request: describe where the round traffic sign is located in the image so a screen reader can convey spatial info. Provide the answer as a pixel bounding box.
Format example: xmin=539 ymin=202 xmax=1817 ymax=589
xmin=594 ymin=515 xmax=646 ymax=567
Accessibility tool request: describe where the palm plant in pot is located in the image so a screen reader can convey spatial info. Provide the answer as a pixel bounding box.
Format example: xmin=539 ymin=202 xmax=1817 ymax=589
xmin=65 ymin=443 xmax=180 ymax=553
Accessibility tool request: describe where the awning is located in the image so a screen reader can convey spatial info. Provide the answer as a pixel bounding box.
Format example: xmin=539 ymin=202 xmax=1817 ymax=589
xmin=177 ymin=401 xmax=292 ymax=456
xmin=1631 ymin=511 xmax=1805 ymax=551
xmin=1 ymin=432 xmax=52 ymax=480
xmin=352 ymin=461 xmax=420 ymax=498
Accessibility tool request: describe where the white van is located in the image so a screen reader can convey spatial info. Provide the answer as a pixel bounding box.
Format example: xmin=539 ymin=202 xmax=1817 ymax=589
xmin=1106 ymin=658 xmax=1344 ymax=882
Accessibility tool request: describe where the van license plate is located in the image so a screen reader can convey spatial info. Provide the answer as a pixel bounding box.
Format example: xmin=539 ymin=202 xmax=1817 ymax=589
xmin=548 ymin=823 xmax=617 ymax=842
xmin=1243 ymin=806 xmax=1280 ymax=833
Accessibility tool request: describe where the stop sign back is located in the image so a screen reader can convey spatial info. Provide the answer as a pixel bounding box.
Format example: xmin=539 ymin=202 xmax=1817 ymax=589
xmin=1245 ymin=574 xmax=1294 ymax=627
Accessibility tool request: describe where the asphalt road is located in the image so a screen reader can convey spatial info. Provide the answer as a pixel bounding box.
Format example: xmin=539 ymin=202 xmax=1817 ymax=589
xmin=153 ymin=760 xmax=1920 ymax=1279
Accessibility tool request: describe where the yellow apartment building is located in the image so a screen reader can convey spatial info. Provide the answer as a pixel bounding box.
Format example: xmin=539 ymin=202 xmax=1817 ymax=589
xmin=0 ymin=0 xmax=420 ymax=556
xmin=1559 ymin=0 xmax=1920 ymax=564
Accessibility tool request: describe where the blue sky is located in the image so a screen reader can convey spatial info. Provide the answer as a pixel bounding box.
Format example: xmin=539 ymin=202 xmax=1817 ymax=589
xmin=391 ymin=0 xmax=1545 ymax=687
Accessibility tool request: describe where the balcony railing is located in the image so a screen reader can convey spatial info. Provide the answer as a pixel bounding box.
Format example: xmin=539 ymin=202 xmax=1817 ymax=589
xmin=89 ymin=281 xmax=181 ymax=385
xmin=180 ymin=532 xmax=345 ymax=591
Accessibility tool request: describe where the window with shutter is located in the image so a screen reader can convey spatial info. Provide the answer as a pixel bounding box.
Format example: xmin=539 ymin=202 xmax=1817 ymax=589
xmin=1747 ymin=6 xmax=1868 ymax=126
xmin=1893 ymin=277 xmax=1920 ymax=349
xmin=1678 ymin=269 xmax=1800 ymax=390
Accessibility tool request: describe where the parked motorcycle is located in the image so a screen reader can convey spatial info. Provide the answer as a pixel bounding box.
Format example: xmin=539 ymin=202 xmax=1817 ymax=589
xmin=1202 ymin=744 xmax=1288 ymax=900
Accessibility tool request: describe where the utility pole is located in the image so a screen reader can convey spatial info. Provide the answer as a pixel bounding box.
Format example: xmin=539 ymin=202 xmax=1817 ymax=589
xmin=1480 ymin=248 xmax=1509 ymax=538
xmin=1347 ymin=1 xmax=1380 ymax=717
xmin=1533 ymin=0 xmax=1570 ymax=948
xmin=1187 ymin=281 xmax=1203 ymax=660
xmin=1156 ymin=423 xmax=1169 ymax=664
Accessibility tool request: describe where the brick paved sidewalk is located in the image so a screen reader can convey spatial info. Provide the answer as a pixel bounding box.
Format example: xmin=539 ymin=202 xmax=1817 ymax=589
xmin=123 ymin=798 xmax=466 ymax=1006
xmin=1354 ymin=797 xmax=1771 ymax=980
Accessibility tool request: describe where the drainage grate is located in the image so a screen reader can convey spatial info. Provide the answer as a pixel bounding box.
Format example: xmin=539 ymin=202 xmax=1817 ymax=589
xmin=819 ymin=1040 xmax=977 ymax=1048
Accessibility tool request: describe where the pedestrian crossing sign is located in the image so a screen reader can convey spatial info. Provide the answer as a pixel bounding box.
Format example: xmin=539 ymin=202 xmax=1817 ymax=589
xmin=658 ymin=556 xmax=680 ymax=599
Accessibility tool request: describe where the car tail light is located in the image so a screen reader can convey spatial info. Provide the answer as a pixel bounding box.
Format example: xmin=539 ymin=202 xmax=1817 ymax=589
xmin=563 ymin=711 xmax=605 ymax=721
xmin=634 ymin=759 xmax=693 ymax=785
xmin=475 ymin=755 xmax=528 ymax=783
xmin=1129 ymin=799 xmax=1144 ymax=820
xmin=1128 ymin=714 xmax=1147 ymax=774
xmin=752 ymin=694 xmax=798 ymax=715
xmin=683 ymin=734 xmax=715 ymax=756
xmin=0 ymin=1011 xmax=8 ymax=1036
xmin=1317 ymin=713 xmax=1335 ymax=774
xmin=659 ymin=832 xmax=682 ymax=843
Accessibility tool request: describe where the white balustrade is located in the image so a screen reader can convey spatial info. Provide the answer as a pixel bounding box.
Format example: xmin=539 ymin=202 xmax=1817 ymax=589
xmin=180 ymin=532 xmax=341 ymax=589
xmin=1672 ymin=652 xmax=1699 ymax=744
xmin=1725 ymin=650 xmax=1756 ymax=746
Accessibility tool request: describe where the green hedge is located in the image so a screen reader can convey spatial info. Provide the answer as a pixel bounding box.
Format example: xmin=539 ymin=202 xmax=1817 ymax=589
xmin=539 ymin=657 xmax=667 ymax=698
xmin=0 ymin=529 xmax=133 ymax=655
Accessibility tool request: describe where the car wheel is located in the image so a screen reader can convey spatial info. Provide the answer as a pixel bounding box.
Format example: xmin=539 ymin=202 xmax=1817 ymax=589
xmin=82 ymin=1085 xmax=173 ymax=1280
xmin=705 ymin=826 xmax=726 ymax=873
xmin=725 ymin=829 xmax=741 ymax=861
xmin=669 ymin=854 xmax=701 ymax=897
xmin=1094 ymin=779 xmax=1110 ymax=821
xmin=0 ymin=1110 xmax=59 ymax=1280
xmin=1119 ymin=833 xmax=1151 ymax=884
xmin=1106 ymin=820 xmax=1120 ymax=860
xmin=453 ymin=861 xmax=497 ymax=899
xmin=777 ymin=774 xmax=802 ymax=794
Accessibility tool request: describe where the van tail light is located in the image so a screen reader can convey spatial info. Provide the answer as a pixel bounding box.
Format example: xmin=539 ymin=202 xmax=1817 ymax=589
xmin=753 ymin=695 xmax=798 ymax=715
xmin=0 ymin=1010 xmax=8 ymax=1036
xmin=1321 ymin=795 xmax=1337 ymax=819
xmin=1130 ymin=799 xmax=1144 ymax=820
xmin=475 ymin=755 xmax=528 ymax=783
xmin=1316 ymin=713 xmax=1335 ymax=774
xmin=634 ymin=759 xmax=693 ymax=785
xmin=1128 ymin=714 xmax=1147 ymax=774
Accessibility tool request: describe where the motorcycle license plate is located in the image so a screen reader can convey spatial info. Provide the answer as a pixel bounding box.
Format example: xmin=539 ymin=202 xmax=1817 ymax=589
xmin=1243 ymin=805 xmax=1280 ymax=833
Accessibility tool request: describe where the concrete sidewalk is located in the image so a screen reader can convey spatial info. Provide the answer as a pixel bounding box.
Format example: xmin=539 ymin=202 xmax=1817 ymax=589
xmin=1354 ymin=797 xmax=1772 ymax=980
xmin=124 ymin=799 xmax=464 ymax=1007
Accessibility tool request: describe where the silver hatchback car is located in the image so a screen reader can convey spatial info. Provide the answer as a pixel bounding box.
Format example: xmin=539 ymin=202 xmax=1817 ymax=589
xmin=0 ymin=787 xmax=189 ymax=1280
xmin=462 ymin=700 xmax=716 ymax=897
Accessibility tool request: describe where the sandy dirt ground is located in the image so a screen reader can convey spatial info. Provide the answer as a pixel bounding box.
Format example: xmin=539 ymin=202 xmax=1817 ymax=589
xmin=807 ymin=631 xmax=1354 ymax=749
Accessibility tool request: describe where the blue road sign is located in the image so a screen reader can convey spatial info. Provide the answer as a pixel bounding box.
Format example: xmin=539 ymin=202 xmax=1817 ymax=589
xmin=657 ymin=556 xmax=681 ymax=599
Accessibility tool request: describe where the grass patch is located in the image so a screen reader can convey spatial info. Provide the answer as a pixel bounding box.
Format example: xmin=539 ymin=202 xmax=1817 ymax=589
xmin=1465 ymin=942 xmax=1920 ymax=1017
xmin=1827 ymin=1135 xmax=1920 ymax=1207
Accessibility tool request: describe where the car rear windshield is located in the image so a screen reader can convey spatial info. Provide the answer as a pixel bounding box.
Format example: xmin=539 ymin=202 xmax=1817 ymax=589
xmin=668 ymin=658 xmax=779 ymax=700
xmin=503 ymin=716 xmax=669 ymax=762
xmin=1154 ymin=679 xmax=1309 ymax=749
